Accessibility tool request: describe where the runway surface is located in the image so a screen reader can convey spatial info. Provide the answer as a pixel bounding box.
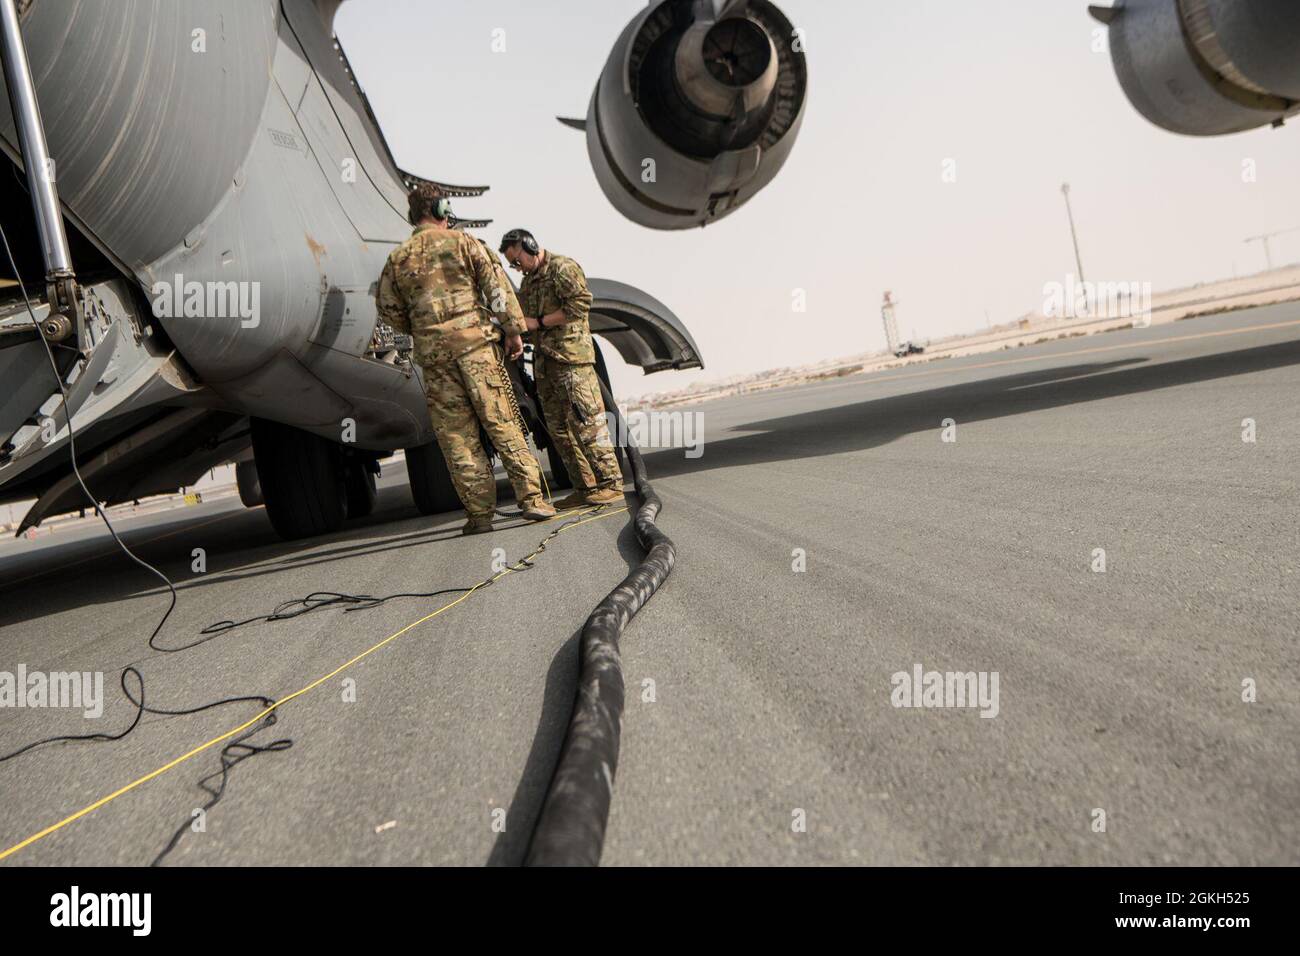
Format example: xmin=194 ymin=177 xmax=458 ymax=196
xmin=1 ymin=305 xmax=1297 ymax=865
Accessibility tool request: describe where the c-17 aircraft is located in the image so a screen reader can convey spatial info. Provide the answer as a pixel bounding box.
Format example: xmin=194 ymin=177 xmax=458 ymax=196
xmin=0 ymin=0 xmax=808 ymax=539
xmin=0 ymin=0 xmax=1293 ymax=541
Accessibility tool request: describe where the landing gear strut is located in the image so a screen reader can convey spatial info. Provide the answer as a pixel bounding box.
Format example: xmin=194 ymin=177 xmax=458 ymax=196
xmin=345 ymin=457 xmax=379 ymax=518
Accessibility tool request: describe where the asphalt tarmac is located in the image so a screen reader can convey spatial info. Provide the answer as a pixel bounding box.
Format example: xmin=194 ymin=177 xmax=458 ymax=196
xmin=1 ymin=305 xmax=1297 ymax=865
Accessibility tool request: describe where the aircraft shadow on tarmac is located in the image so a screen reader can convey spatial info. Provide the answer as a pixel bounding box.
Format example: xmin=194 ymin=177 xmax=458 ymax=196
xmin=0 ymin=500 xmax=462 ymax=630
xmin=638 ymin=338 xmax=1300 ymax=481
xmin=6 ymin=340 xmax=1300 ymax=630
xmin=0 ymin=472 xmax=646 ymax=634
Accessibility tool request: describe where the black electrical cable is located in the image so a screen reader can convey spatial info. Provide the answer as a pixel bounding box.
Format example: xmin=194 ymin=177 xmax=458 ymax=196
xmin=524 ymin=380 xmax=676 ymax=867
xmin=0 ymin=221 xmax=179 ymax=648
xmin=140 ymin=505 xmax=612 ymax=863
xmin=192 ymin=505 xmax=613 ymax=639
xmin=0 ymin=220 xmax=288 ymax=854
xmin=150 ymin=716 xmax=291 ymax=867
xmin=199 ymin=586 xmax=480 ymax=637
xmin=0 ymin=666 xmax=276 ymax=763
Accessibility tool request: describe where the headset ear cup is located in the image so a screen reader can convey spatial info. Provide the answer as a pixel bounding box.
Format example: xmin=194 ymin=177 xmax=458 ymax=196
xmin=499 ymin=229 xmax=537 ymax=256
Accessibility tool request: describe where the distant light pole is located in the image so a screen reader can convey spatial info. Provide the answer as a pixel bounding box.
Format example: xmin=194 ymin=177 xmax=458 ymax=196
xmin=1061 ymin=183 xmax=1086 ymax=285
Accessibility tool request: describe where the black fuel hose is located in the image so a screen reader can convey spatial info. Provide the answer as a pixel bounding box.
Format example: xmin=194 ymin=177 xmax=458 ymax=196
xmin=523 ymin=381 xmax=675 ymax=866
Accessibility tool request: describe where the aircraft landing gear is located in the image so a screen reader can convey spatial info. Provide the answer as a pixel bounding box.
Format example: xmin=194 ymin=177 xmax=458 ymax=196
xmin=405 ymin=441 xmax=460 ymax=515
xmin=344 ymin=457 xmax=379 ymax=519
xmin=250 ymin=417 xmax=348 ymax=539
xmin=235 ymin=459 xmax=263 ymax=508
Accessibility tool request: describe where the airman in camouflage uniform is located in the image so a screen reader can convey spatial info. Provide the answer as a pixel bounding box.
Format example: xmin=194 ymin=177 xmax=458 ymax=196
xmin=499 ymin=229 xmax=623 ymax=509
xmin=378 ymin=188 xmax=555 ymax=533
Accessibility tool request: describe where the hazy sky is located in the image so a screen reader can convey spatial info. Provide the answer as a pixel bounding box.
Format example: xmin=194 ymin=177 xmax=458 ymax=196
xmin=335 ymin=0 xmax=1300 ymax=398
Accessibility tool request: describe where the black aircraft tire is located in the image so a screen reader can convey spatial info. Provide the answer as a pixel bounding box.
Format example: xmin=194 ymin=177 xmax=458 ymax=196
xmin=235 ymin=460 xmax=264 ymax=508
xmin=406 ymin=441 xmax=460 ymax=515
xmin=250 ymin=418 xmax=348 ymax=540
xmin=345 ymin=462 xmax=378 ymax=518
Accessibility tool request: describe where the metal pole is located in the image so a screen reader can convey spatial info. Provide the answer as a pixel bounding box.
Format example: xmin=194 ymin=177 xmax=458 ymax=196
xmin=0 ymin=0 xmax=78 ymax=340
xmin=0 ymin=0 xmax=71 ymax=274
xmin=1061 ymin=183 xmax=1086 ymax=285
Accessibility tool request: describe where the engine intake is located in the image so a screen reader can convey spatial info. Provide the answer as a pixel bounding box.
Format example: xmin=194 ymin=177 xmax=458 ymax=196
xmin=580 ymin=0 xmax=807 ymax=229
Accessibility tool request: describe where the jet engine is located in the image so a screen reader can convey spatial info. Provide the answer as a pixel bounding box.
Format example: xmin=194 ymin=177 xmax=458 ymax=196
xmin=572 ymin=0 xmax=808 ymax=229
xmin=1091 ymin=0 xmax=1300 ymax=135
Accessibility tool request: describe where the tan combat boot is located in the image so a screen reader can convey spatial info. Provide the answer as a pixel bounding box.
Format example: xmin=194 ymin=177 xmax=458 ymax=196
xmin=584 ymin=486 xmax=625 ymax=506
xmin=462 ymin=514 xmax=494 ymax=535
xmin=518 ymin=497 xmax=557 ymax=521
xmin=553 ymin=490 xmax=593 ymax=510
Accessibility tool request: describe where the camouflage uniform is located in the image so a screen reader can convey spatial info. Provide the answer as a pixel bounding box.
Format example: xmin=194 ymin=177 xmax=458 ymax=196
xmin=377 ymin=224 xmax=544 ymax=517
xmin=517 ymin=252 xmax=622 ymax=492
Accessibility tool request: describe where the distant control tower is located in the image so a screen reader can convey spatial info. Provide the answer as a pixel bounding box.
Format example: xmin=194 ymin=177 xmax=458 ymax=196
xmin=881 ymin=291 xmax=901 ymax=355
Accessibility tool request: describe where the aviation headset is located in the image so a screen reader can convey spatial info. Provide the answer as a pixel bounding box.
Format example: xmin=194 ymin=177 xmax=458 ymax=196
xmin=500 ymin=228 xmax=539 ymax=257
xmin=409 ymin=188 xmax=453 ymax=224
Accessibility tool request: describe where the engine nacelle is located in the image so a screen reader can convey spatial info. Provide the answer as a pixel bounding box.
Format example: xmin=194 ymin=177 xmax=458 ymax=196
xmin=580 ymin=0 xmax=808 ymax=229
xmin=1093 ymin=0 xmax=1300 ymax=136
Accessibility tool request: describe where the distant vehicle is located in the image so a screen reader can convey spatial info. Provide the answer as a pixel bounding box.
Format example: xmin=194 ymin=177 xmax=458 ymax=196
xmin=894 ymin=342 xmax=925 ymax=358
